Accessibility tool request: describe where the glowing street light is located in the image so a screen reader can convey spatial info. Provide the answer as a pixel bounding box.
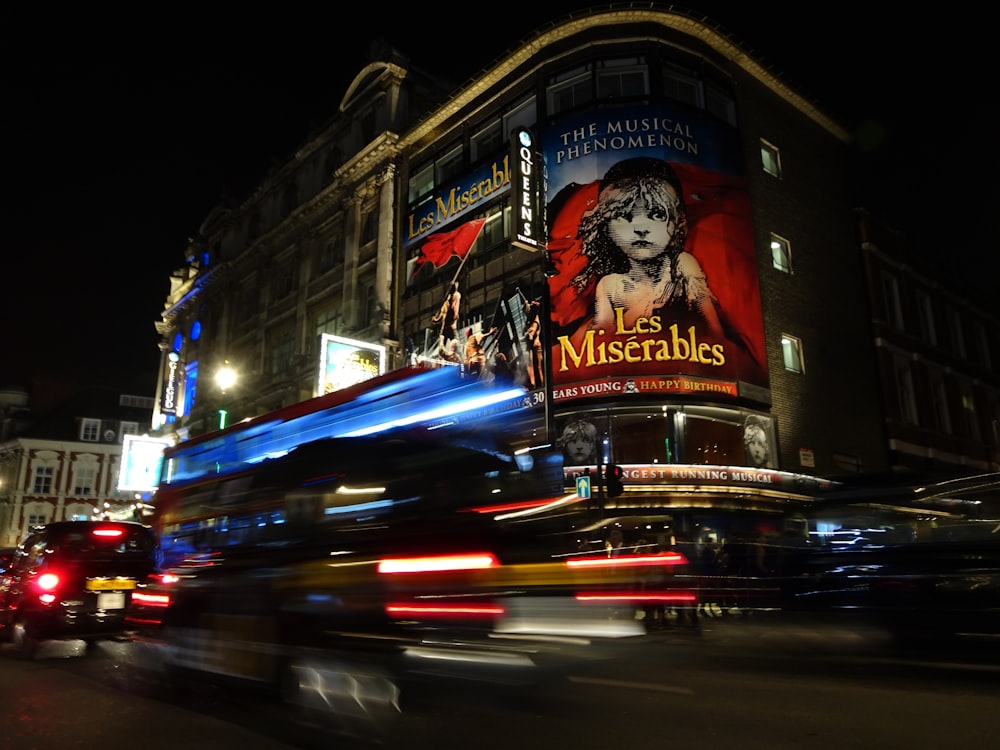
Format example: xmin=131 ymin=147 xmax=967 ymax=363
xmin=215 ymin=361 xmax=237 ymax=429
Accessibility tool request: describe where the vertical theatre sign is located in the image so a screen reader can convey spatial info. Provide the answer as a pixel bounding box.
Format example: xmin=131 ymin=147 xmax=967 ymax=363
xmin=511 ymin=126 xmax=542 ymax=252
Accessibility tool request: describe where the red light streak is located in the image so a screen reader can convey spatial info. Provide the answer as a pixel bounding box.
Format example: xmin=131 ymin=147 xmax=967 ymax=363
xmin=575 ymin=590 xmax=697 ymax=603
xmin=378 ymin=552 xmax=499 ymax=574
xmin=566 ymin=552 xmax=687 ymax=568
xmin=385 ymin=602 xmax=504 ymax=618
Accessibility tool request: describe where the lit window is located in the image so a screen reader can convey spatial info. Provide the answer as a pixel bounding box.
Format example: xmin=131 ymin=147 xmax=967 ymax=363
xmin=408 ymin=161 xmax=435 ymax=206
xmin=73 ymin=466 xmax=96 ymax=496
xmin=781 ymin=335 xmax=804 ymax=373
xmin=81 ymin=418 xmax=100 ymax=442
xmin=32 ymin=466 xmax=54 ymax=494
xmin=770 ymin=234 xmax=792 ymax=273
xmin=760 ymin=139 xmax=781 ymax=178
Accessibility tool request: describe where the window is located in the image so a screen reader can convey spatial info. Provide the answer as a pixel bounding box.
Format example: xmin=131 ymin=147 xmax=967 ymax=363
xmin=316 ymin=235 xmax=341 ymax=275
xmin=81 ymin=418 xmax=100 ymax=442
xmin=238 ymin=281 xmax=258 ymax=322
xmin=120 ymin=394 xmax=154 ymax=408
xmin=73 ymin=465 xmax=96 ymax=496
xmin=930 ymin=373 xmax=952 ymax=434
xmin=705 ymin=82 xmax=736 ymax=126
xmin=121 ymin=421 xmax=139 ymax=436
xmin=408 ymin=161 xmax=435 ymax=206
xmin=270 ymin=336 xmax=295 ymax=376
xmin=662 ymin=61 xmax=702 ymax=108
xmin=770 ymin=234 xmax=792 ymax=273
xmin=894 ymin=358 xmax=919 ymax=425
xmin=271 ymin=265 xmax=296 ymax=301
xmin=947 ymin=306 xmax=966 ymax=359
xmin=363 ymin=283 xmax=377 ymax=328
xmin=470 ymin=118 xmax=503 ymax=162
xmin=916 ymin=290 xmax=937 ymax=346
xmin=547 ymin=64 xmax=593 ymax=116
xmin=480 ymin=207 xmax=507 ymax=249
xmin=360 ymin=206 xmax=379 ymax=245
xmin=959 ymin=381 xmax=980 ymax=441
xmin=32 ymin=466 xmax=54 ymax=494
xmin=781 ymin=335 xmax=804 ymax=373
xmin=975 ymin=322 xmax=992 ymax=371
xmin=315 ymin=306 xmax=342 ymax=339
xmin=608 ymin=410 xmax=676 ymax=465
xmin=596 ymin=57 xmax=648 ymax=100
xmin=760 ymin=139 xmax=781 ymax=178
xmin=435 ymin=143 xmax=464 ymax=186
xmin=880 ymin=271 xmax=903 ymax=329
xmin=503 ymin=95 xmax=536 ymax=137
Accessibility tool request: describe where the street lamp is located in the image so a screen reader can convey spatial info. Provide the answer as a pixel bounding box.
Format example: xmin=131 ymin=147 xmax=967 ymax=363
xmin=215 ymin=361 xmax=237 ymax=429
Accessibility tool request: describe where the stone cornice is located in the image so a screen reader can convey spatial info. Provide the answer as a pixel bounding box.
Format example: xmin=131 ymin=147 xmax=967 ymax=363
xmin=399 ymin=9 xmax=851 ymax=148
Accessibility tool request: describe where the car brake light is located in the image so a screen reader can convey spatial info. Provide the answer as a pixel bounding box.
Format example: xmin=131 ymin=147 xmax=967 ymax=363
xmin=37 ymin=573 xmax=60 ymax=590
xmin=377 ymin=552 xmax=499 ymax=574
xmin=92 ymin=527 xmax=124 ymax=538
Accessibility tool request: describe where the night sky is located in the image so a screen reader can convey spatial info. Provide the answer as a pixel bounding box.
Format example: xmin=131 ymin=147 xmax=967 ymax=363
xmin=2 ymin=4 xmax=993 ymax=390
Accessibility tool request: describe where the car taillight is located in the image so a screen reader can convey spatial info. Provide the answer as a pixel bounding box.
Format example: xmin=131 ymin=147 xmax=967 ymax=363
xmin=377 ymin=552 xmax=499 ymax=574
xmin=35 ymin=572 xmax=60 ymax=604
xmin=92 ymin=527 xmax=124 ymax=539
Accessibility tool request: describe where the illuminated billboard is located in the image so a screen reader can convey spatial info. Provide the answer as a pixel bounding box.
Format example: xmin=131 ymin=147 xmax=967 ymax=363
xmin=118 ymin=435 xmax=173 ymax=493
xmin=318 ymin=334 xmax=386 ymax=395
xmin=543 ymin=103 xmax=768 ymax=402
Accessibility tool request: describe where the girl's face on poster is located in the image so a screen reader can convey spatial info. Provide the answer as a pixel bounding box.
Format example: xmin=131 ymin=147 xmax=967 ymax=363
xmin=606 ymin=184 xmax=680 ymax=260
xmin=747 ymin=437 xmax=767 ymax=466
xmin=564 ymin=435 xmax=594 ymax=464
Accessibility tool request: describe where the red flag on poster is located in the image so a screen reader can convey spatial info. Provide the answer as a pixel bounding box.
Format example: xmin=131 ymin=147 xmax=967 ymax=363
xmin=413 ymin=218 xmax=487 ymax=272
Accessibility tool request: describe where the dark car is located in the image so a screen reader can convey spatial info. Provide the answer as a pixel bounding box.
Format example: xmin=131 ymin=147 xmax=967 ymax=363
xmin=0 ymin=520 xmax=161 ymax=657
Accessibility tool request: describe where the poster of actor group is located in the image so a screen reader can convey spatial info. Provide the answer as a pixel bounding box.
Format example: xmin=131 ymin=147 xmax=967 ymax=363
xmin=542 ymin=103 xmax=768 ymax=402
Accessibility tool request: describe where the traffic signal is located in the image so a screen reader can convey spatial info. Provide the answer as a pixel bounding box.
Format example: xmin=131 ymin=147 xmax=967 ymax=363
xmin=606 ymin=464 xmax=624 ymax=497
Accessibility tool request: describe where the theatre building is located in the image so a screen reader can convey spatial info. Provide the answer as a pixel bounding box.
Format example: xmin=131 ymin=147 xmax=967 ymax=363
xmin=151 ymin=7 xmax=960 ymax=536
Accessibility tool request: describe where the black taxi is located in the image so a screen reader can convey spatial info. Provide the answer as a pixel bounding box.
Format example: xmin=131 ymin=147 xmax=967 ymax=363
xmin=0 ymin=520 xmax=161 ymax=657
